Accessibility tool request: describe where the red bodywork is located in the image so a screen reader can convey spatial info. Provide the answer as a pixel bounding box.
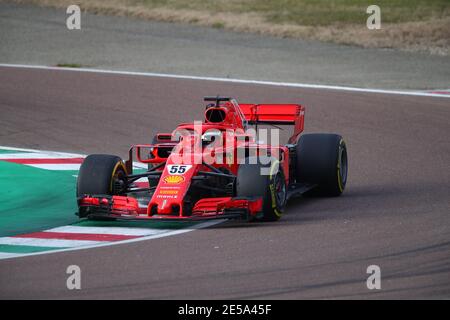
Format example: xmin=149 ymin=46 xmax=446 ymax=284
xmin=78 ymin=98 xmax=305 ymax=221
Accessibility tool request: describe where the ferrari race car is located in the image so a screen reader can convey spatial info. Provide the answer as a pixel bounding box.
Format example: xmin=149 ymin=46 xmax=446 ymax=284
xmin=76 ymin=96 xmax=348 ymax=222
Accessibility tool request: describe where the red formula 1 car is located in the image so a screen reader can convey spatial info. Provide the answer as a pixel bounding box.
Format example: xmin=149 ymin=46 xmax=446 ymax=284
xmin=76 ymin=96 xmax=347 ymax=222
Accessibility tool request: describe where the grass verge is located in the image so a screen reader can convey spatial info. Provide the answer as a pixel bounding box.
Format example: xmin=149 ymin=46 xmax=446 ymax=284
xmin=11 ymin=0 xmax=450 ymax=55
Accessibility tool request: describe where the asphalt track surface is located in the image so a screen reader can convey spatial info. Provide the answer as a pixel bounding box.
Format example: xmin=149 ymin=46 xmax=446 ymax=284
xmin=0 ymin=66 xmax=449 ymax=299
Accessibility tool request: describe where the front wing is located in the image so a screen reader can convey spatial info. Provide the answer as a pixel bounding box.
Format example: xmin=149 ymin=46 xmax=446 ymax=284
xmin=77 ymin=195 xmax=263 ymax=221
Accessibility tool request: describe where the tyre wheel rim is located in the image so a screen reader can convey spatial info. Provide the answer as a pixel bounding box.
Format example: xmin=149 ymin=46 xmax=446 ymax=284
xmin=339 ymin=145 xmax=348 ymax=186
xmin=274 ymin=173 xmax=286 ymax=206
xmin=112 ymin=170 xmax=126 ymax=194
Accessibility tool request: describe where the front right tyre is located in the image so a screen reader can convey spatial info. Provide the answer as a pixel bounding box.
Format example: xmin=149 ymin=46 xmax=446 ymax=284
xmin=77 ymin=154 xmax=127 ymax=197
xmin=76 ymin=154 xmax=127 ymax=220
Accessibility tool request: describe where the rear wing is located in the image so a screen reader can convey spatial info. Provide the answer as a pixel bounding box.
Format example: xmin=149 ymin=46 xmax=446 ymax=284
xmin=239 ymin=104 xmax=305 ymax=143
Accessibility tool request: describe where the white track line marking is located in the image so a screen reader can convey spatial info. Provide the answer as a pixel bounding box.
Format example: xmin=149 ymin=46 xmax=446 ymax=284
xmin=0 ymin=220 xmax=224 ymax=261
xmin=0 ymin=145 xmax=85 ymax=157
xmin=0 ymin=63 xmax=449 ymax=99
xmin=0 ymin=237 xmax=103 ymax=248
xmin=49 ymin=226 xmax=168 ymax=236
xmin=0 ymin=146 xmax=147 ymax=171
xmin=0 ymin=253 xmax=21 ymax=259
xmin=27 ymin=164 xmax=81 ymax=170
xmin=0 ymin=152 xmax=81 ymax=159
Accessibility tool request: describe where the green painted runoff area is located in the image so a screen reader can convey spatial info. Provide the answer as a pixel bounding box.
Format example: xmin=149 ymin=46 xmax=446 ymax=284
xmin=0 ymin=160 xmax=79 ymax=237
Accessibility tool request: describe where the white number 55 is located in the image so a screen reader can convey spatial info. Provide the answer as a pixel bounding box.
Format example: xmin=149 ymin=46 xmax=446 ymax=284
xmin=167 ymin=165 xmax=191 ymax=175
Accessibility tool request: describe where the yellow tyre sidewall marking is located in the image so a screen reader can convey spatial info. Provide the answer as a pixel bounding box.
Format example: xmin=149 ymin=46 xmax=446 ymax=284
xmin=337 ymin=139 xmax=345 ymax=193
xmin=110 ymin=161 xmax=127 ymax=193
xmin=269 ymin=159 xmax=283 ymax=217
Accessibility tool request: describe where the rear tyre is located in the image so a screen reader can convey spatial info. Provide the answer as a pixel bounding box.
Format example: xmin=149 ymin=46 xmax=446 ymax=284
xmin=77 ymin=154 xmax=127 ymax=197
xmin=236 ymin=157 xmax=286 ymax=221
xmin=296 ymin=134 xmax=348 ymax=196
